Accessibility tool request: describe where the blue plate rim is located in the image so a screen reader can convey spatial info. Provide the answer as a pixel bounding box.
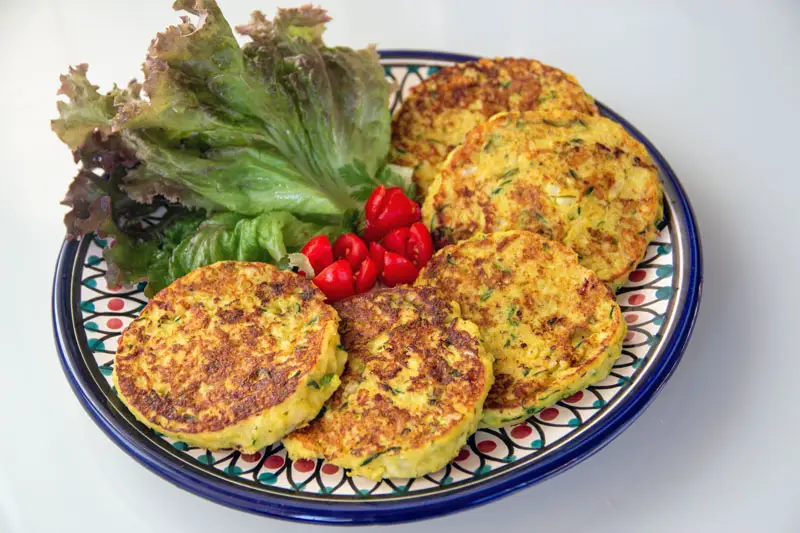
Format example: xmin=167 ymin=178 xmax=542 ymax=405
xmin=51 ymin=50 xmax=703 ymax=525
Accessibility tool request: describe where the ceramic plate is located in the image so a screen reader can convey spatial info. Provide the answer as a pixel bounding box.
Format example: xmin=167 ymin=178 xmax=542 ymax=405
xmin=52 ymin=51 xmax=702 ymax=525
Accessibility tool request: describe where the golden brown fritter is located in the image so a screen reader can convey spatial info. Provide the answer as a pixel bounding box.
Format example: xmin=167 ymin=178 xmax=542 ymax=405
xmin=415 ymin=231 xmax=625 ymax=427
xmin=113 ymin=261 xmax=346 ymax=452
xmin=422 ymin=111 xmax=663 ymax=288
xmin=282 ymin=287 xmax=493 ymax=480
xmin=391 ymin=57 xmax=598 ymax=197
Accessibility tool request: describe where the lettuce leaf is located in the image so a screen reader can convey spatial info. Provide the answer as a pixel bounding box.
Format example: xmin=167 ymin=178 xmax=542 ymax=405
xmin=52 ymin=63 xmax=123 ymax=151
xmin=105 ymin=210 xmax=339 ymax=297
xmin=112 ymin=0 xmax=395 ymax=219
xmin=53 ymin=0 xmax=401 ymax=293
xmin=103 ymin=209 xmax=205 ymax=291
xmin=52 ymin=64 xmax=141 ymax=238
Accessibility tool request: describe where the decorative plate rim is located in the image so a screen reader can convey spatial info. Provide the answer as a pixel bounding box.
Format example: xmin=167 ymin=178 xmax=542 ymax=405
xmin=51 ymin=50 xmax=703 ymax=525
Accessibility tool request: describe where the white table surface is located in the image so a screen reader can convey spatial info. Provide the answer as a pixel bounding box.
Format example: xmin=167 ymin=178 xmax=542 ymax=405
xmin=1 ymin=1 xmax=798 ymax=531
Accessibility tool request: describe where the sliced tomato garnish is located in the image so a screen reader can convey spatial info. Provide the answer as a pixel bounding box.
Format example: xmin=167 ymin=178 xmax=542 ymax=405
xmin=313 ymin=259 xmax=355 ymax=301
xmin=300 ymin=235 xmax=333 ymax=275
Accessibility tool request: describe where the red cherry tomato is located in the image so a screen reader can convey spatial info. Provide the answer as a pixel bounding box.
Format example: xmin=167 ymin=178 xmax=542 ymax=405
xmin=407 ymin=222 xmax=434 ymax=269
xmin=333 ymin=233 xmax=368 ymax=269
xmin=361 ymin=223 xmax=383 ymax=244
xmin=377 ymin=222 xmax=433 ymax=272
xmin=313 ymin=260 xmax=355 ymax=301
xmin=362 ymin=186 xmax=421 ymax=242
xmin=369 ymin=242 xmax=386 ymax=274
xmin=376 ymin=188 xmax=421 ymax=229
xmin=381 ymin=251 xmax=419 ymax=287
xmin=365 ymin=185 xmax=387 ymax=225
xmin=381 ymin=226 xmax=410 ymax=255
xmin=354 ymin=256 xmax=380 ymax=294
xmin=301 ymin=235 xmax=333 ymax=275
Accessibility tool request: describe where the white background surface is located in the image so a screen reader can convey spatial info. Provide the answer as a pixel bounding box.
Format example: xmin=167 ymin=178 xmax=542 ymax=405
xmin=1 ymin=1 xmax=798 ymax=532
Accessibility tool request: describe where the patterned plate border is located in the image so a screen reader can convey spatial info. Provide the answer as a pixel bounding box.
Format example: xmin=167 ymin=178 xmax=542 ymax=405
xmin=51 ymin=50 xmax=703 ymax=524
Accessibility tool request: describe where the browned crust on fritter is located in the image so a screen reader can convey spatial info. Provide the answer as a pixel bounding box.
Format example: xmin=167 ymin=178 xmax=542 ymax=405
xmin=333 ymin=287 xmax=450 ymax=348
xmin=114 ymin=261 xmax=335 ymax=434
xmin=390 ymin=57 xmax=598 ymax=195
xmin=285 ymin=288 xmax=488 ymax=460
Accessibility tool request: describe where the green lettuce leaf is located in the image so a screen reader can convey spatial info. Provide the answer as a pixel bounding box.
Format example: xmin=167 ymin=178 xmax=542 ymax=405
xmin=52 ymin=63 xmax=118 ymax=150
xmin=112 ymin=0 xmax=394 ymax=219
xmin=105 ymin=210 xmax=339 ymax=296
xmin=53 ymin=0 xmax=402 ymax=293
xmin=103 ymin=209 xmax=205 ymax=290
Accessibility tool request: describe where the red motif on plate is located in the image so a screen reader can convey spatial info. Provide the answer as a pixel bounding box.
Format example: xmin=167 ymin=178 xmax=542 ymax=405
xmin=510 ymin=425 xmax=533 ymax=439
xmin=628 ymin=294 xmax=645 ymax=306
xmin=294 ymin=459 xmax=315 ymax=472
xmin=629 ymin=270 xmax=646 ymax=282
xmin=477 ymin=440 xmax=496 ymax=453
xmin=539 ymin=408 xmax=559 ymax=421
xmin=264 ymin=455 xmax=284 ymax=469
xmin=321 ymin=464 xmax=339 ymax=475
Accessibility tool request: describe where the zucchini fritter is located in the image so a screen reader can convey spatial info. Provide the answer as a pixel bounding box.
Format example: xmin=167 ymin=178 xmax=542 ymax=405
xmin=423 ymin=111 xmax=663 ymax=287
xmin=391 ymin=57 xmax=598 ymax=197
xmin=282 ymin=287 xmax=493 ymax=480
xmin=415 ymin=231 xmax=625 ymax=427
xmin=113 ymin=261 xmax=346 ymax=453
